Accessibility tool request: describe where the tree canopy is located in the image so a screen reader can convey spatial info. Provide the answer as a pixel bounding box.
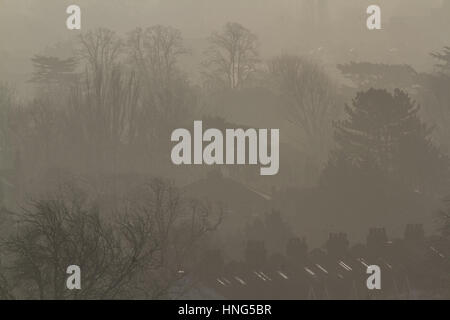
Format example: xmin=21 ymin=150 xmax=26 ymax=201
xmin=327 ymin=88 xmax=449 ymax=194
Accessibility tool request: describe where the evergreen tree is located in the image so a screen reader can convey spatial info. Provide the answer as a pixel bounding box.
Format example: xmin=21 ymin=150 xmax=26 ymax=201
xmin=326 ymin=88 xmax=448 ymax=194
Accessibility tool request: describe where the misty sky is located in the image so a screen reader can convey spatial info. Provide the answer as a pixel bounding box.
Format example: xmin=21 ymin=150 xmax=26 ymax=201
xmin=0 ymin=0 xmax=448 ymax=94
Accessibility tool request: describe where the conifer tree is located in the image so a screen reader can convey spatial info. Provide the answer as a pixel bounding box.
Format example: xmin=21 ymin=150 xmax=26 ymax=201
xmin=327 ymin=88 xmax=449 ymax=194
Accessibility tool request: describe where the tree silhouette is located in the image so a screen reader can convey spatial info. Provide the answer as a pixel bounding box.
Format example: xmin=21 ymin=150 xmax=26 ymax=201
xmin=0 ymin=84 xmax=14 ymax=171
xmin=202 ymin=22 xmax=259 ymax=90
xmin=0 ymin=179 xmax=223 ymax=299
xmin=126 ymin=25 xmax=193 ymax=151
xmin=416 ymin=48 xmax=450 ymax=154
xmin=269 ymin=54 xmax=340 ymax=162
xmin=330 ymin=88 xmax=449 ymax=194
xmin=78 ymin=28 xmax=123 ymax=108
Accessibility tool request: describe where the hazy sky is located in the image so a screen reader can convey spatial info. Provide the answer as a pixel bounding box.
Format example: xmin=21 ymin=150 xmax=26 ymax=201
xmin=0 ymin=0 xmax=448 ymax=93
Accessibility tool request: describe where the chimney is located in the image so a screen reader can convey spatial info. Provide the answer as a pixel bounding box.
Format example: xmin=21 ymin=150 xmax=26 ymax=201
xmin=367 ymin=227 xmax=388 ymax=255
xmin=326 ymin=232 xmax=349 ymax=258
xmin=404 ymin=224 xmax=425 ymax=246
xmin=286 ymin=237 xmax=308 ymax=263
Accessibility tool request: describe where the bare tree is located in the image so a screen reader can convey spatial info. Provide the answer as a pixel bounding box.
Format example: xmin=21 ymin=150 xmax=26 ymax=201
xmin=202 ymin=22 xmax=260 ymax=90
xmin=78 ymin=28 xmax=123 ymax=109
xmin=127 ymin=25 xmax=186 ymax=88
xmin=120 ymin=179 xmax=223 ymax=299
xmin=0 ymin=84 xmax=15 ymax=172
xmin=416 ymin=47 xmax=450 ymax=154
xmin=269 ymin=55 xmax=340 ymax=162
xmin=65 ymin=67 xmax=140 ymax=171
xmin=0 ymin=178 xmax=222 ymax=299
xmin=67 ymin=28 xmax=142 ymax=172
xmin=126 ymin=25 xmax=194 ymax=154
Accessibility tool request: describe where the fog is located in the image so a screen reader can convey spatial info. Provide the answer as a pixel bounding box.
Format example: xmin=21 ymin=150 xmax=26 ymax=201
xmin=1 ymin=0 xmax=448 ymax=93
xmin=0 ymin=1 xmax=450 ymax=299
